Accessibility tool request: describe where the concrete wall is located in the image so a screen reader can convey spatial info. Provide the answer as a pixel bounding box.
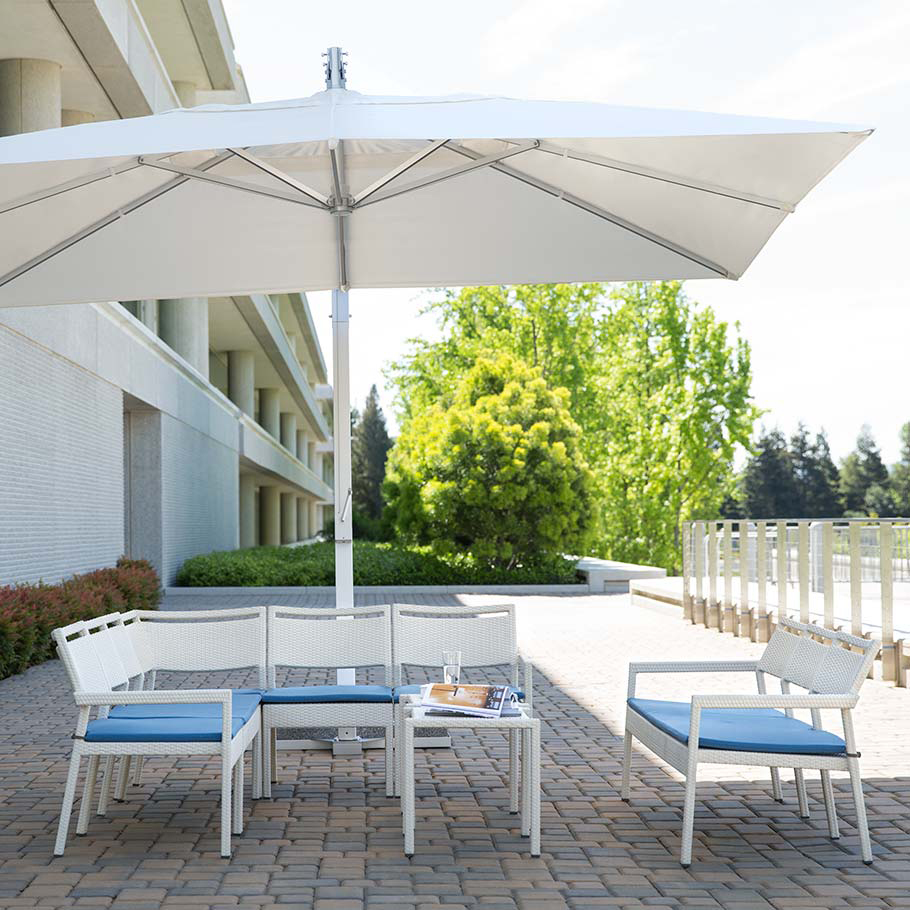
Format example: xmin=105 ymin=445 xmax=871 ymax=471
xmin=0 ymin=323 xmax=123 ymax=584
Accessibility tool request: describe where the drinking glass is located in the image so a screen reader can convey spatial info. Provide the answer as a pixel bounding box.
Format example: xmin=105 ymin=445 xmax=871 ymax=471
xmin=442 ymin=650 xmax=462 ymax=686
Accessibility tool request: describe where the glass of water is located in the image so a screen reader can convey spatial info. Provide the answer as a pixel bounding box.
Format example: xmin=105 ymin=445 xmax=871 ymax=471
xmin=442 ymin=650 xmax=462 ymax=686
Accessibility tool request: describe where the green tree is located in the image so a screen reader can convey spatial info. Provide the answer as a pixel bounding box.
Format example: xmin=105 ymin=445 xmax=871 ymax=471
xmin=790 ymin=424 xmax=842 ymax=517
xmin=891 ymin=422 xmax=910 ymax=515
xmin=384 ymin=353 xmax=596 ymax=568
xmin=351 ymin=385 xmax=392 ymax=520
xmin=840 ymin=425 xmax=890 ymax=514
xmin=741 ymin=428 xmax=798 ymax=517
xmin=389 ymin=282 xmax=758 ymax=570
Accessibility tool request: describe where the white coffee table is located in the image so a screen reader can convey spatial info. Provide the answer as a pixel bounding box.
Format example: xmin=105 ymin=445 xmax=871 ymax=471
xmin=399 ymin=697 xmax=540 ymax=856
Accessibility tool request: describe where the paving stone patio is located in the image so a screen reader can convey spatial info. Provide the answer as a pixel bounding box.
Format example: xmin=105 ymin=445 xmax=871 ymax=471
xmin=0 ymin=592 xmax=908 ymax=909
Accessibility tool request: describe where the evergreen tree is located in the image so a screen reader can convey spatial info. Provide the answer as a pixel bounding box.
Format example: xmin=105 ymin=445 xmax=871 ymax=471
xmin=741 ymin=428 xmax=799 ymax=517
xmin=891 ymin=422 xmax=910 ymax=516
xmin=351 ymin=385 xmax=392 ymax=520
xmin=840 ymin=425 xmax=890 ymax=514
xmin=790 ymin=425 xmax=842 ymax=517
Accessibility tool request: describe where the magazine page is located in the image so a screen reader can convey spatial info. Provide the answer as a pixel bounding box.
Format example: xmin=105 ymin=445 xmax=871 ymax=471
xmin=420 ymin=683 xmax=510 ymax=717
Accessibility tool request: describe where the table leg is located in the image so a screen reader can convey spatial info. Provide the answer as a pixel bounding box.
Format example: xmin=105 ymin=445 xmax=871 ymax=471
xmin=530 ymin=719 xmax=541 ymax=857
xmin=509 ymin=729 xmax=519 ymax=814
xmin=521 ymin=725 xmax=531 ymax=837
xmin=403 ymin=716 xmax=415 ymax=857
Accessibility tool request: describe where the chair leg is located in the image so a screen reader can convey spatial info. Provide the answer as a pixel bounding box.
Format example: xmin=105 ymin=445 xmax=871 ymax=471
xmin=115 ymin=755 xmax=132 ymax=802
xmin=402 ymin=717 xmax=415 ymax=857
xmin=394 ymin=703 xmax=404 ymax=798
xmin=385 ymin=724 xmax=395 ymax=798
xmin=232 ymin=756 xmax=244 ymax=835
xmin=847 ymin=756 xmax=873 ymax=863
xmin=97 ymin=756 xmax=114 ymax=816
xmin=220 ymin=751 xmax=232 ymax=858
xmin=530 ymin=720 xmax=541 ymax=857
xmin=621 ymin=731 xmax=632 ymax=800
xmin=509 ymin=729 xmax=519 ymax=814
xmin=270 ymin=728 xmax=278 ymax=783
xmin=521 ymin=727 xmax=531 ymax=837
xmin=132 ymin=755 xmax=144 ymax=786
xmin=261 ymin=722 xmax=272 ymax=799
xmin=680 ymin=769 xmax=697 ymax=867
xmin=770 ymin=767 xmax=783 ymax=802
xmin=820 ymin=770 xmax=840 ymax=839
xmin=76 ymin=754 xmax=100 ymax=835
xmin=251 ymin=732 xmax=262 ymax=800
xmin=55 ymin=748 xmax=83 ymax=856
xmin=794 ymin=768 xmax=810 ymax=818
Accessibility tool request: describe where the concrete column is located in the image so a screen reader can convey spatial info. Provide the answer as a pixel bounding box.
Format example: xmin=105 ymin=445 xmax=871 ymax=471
xmin=280 ymin=412 xmax=297 ymax=452
xmin=239 ymin=474 xmax=256 ymax=549
xmin=62 ymin=109 xmax=94 ymax=126
xmin=173 ymin=80 xmax=197 ymax=108
xmin=296 ymin=429 xmax=307 ymax=462
xmin=309 ymin=499 xmax=320 ymax=537
xmin=308 ymin=441 xmax=316 ymax=472
xmin=0 ymin=59 xmax=61 ymax=136
xmin=260 ymin=486 xmax=280 ymax=546
xmin=287 ymin=332 xmax=298 ymax=355
xmin=136 ymin=299 xmax=158 ymax=334
xmin=296 ymin=496 xmax=309 ymax=540
xmin=227 ymin=351 xmax=255 ymax=416
xmin=280 ymin=492 xmax=297 ymax=544
xmin=159 ymin=297 xmax=209 ymax=378
xmin=258 ymin=388 xmax=280 ymax=438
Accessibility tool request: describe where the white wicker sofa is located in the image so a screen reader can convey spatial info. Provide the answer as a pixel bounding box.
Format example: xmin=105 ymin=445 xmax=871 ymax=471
xmin=622 ymin=616 xmax=880 ymax=866
xmin=53 ymin=607 xmax=266 ymax=858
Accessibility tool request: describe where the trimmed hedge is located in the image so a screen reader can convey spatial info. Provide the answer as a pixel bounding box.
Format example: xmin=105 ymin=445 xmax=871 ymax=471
xmin=176 ymin=541 xmax=582 ymax=588
xmin=0 ymin=558 xmax=161 ymax=681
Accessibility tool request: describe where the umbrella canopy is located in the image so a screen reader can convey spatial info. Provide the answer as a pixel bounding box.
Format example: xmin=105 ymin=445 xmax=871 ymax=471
xmin=0 ymin=54 xmax=869 ymax=306
xmin=0 ymin=47 xmax=871 ymax=614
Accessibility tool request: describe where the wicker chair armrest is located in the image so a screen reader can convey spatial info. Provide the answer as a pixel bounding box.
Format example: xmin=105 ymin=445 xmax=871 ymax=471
xmin=627 ymin=661 xmax=758 ymax=697
xmin=691 ymin=693 xmax=858 ymax=710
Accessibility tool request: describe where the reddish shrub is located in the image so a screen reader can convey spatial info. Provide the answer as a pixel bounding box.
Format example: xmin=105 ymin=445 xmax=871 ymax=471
xmin=0 ymin=558 xmax=161 ymax=680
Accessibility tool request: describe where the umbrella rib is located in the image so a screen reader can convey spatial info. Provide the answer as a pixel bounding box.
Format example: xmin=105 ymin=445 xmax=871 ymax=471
xmin=352 ymin=139 xmax=449 ymax=205
xmin=227 ymin=147 xmax=331 ymax=207
xmin=447 ymin=142 xmax=736 ymax=279
xmin=0 ymin=150 xmax=234 ymax=292
xmin=535 ymin=141 xmax=795 ymax=212
xmin=354 ymin=140 xmax=540 ymax=208
xmin=138 ymin=156 xmax=329 ymax=209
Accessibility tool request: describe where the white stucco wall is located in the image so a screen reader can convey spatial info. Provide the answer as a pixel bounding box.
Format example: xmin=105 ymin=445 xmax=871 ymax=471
xmin=0 ymin=320 xmax=123 ymax=585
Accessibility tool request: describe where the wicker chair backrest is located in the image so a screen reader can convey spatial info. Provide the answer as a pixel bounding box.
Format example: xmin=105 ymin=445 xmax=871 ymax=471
xmin=757 ymin=616 xmax=880 ymax=695
xmin=53 ymin=621 xmax=112 ymax=693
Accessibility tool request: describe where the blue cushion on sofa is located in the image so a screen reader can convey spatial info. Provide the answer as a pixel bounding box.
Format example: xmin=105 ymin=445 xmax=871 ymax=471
xmin=85 ymin=715 xmax=246 ymax=743
xmin=109 ymin=691 xmax=262 ymax=723
xmin=261 ymin=684 xmax=392 ymax=704
xmin=392 ymin=684 xmax=525 ymax=703
xmin=627 ymin=697 xmax=846 ymax=755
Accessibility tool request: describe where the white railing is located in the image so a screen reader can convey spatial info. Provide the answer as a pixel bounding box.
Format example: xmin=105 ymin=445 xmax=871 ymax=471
xmin=681 ymin=518 xmax=910 ymax=685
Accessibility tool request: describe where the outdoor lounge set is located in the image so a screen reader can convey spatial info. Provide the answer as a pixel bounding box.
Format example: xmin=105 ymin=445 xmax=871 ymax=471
xmin=53 ymin=606 xmax=879 ymax=864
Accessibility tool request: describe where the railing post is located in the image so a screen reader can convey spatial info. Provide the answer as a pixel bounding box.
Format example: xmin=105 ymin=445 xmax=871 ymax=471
xmin=707 ymin=521 xmax=719 ymax=628
xmin=694 ymin=520 xmax=705 ymax=625
xmin=798 ymin=520 xmax=810 ymax=625
xmin=822 ymin=521 xmax=834 ymax=629
xmin=682 ymin=521 xmax=693 ymax=622
xmin=881 ymin=520 xmax=895 ymax=682
xmin=738 ymin=520 xmax=751 ymax=638
xmin=755 ymin=520 xmax=769 ymax=643
xmin=849 ymin=521 xmax=862 ymax=638
xmin=776 ymin=520 xmax=788 ymax=621
xmin=722 ymin=520 xmax=734 ymax=633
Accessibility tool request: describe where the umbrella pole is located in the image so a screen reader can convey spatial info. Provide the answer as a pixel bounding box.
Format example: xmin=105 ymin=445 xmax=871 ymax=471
xmin=331 ymin=287 xmax=354 ymax=613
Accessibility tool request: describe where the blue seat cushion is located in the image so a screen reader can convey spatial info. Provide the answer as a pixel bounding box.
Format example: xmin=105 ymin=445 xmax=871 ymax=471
xmin=392 ymin=684 xmax=525 ymax=703
xmin=109 ymin=690 xmax=262 ymax=723
xmin=86 ymin=715 xmax=246 ymax=743
xmin=627 ymin=698 xmax=846 ymax=755
xmin=261 ymin=684 xmax=392 ymax=704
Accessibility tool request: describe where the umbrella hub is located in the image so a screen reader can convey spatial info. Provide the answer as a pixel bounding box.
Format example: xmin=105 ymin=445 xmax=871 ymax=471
xmin=324 ymin=46 xmax=347 ymax=90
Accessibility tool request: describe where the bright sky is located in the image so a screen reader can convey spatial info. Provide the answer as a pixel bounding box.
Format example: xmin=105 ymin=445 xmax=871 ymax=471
xmin=223 ymin=0 xmax=909 ymax=462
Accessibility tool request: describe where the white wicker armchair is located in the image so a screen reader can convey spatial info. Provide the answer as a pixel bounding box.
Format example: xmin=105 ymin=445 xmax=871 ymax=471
xmin=261 ymin=604 xmax=394 ymax=797
xmin=390 ymin=603 xmax=532 ymax=799
xmin=622 ymin=616 xmax=880 ymax=866
xmin=53 ymin=607 xmax=267 ymax=858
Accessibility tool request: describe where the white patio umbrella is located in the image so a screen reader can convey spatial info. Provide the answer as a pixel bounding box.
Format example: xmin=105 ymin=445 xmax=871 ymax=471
xmin=0 ymin=47 xmax=871 ymax=612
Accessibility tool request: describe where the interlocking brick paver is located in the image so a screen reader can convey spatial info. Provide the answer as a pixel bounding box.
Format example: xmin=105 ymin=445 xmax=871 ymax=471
xmin=0 ymin=593 xmax=906 ymax=909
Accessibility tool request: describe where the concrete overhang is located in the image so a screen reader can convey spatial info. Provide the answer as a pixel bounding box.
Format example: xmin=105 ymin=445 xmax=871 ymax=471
xmin=285 ymin=293 xmax=328 ymax=385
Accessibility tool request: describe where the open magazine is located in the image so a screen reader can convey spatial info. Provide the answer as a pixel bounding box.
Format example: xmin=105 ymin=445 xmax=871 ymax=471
xmin=420 ymin=683 xmax=519 ymax=718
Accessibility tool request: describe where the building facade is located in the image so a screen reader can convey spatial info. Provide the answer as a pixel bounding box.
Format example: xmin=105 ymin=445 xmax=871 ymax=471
xmin=0 ymin=0 xmax=333 ymax=585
